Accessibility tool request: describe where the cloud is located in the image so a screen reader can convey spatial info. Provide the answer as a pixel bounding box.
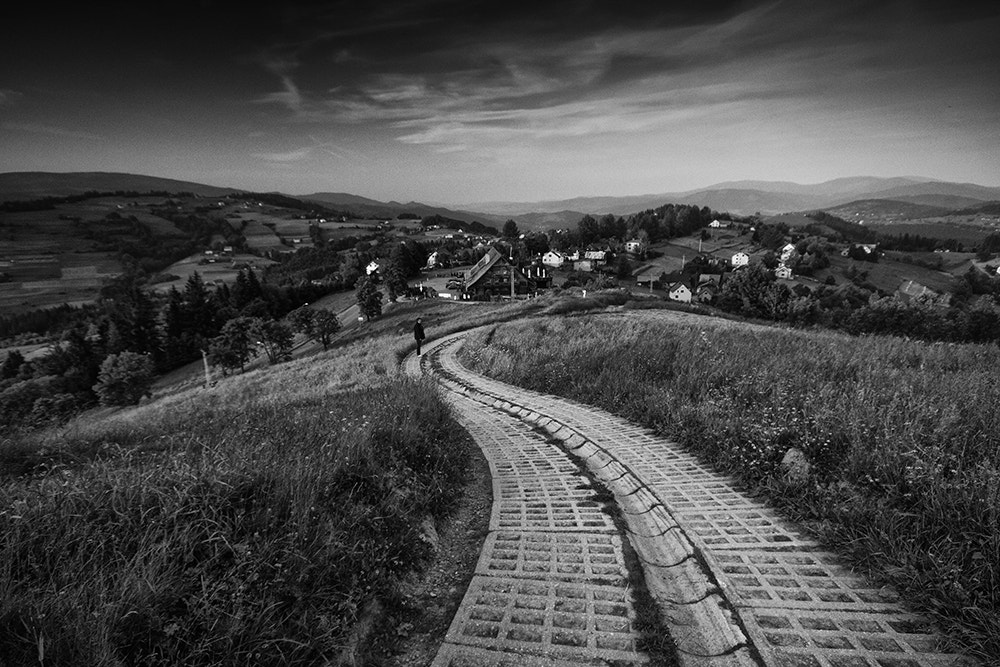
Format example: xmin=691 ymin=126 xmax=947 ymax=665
xmin=1 ymin=122 xmax=101 ymax=140
xmin=251 ymin=146 xmax=312 ymax=162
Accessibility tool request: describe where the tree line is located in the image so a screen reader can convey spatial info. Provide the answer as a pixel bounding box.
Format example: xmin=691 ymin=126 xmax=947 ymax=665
xmin=0 ymin=267 xmax=339 ymax=431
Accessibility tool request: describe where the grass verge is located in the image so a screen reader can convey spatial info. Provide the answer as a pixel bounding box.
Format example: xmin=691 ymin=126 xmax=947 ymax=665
xmin=0 ymin=297 xmax=508 ymax=665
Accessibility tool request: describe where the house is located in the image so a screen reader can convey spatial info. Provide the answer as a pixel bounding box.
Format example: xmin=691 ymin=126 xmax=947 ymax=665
xmin=365 ymin=260 xmax=380 ymax=276
xmin=632 ymin=265 xmax=665 ymax=290
xmin=708 ymin=219 xmax=730 ymax=229
xmin=841 ymin=243 xmax=879 ymax=257
xmin=780 ymin=243 xmax=797 ymax=262
xmin=624 ymin=239 xmax=647 ymax=255
xmin=731 ymin=252 xmax=750 ymax=268
xmin=424 ymin=251 xmax=439 ymax=269
xmin=463 ymin=247 xmax=531 ymax=299
xmin=695 ymin=283 xmax=718 ymax=303
xmin=667 ymin=282 xmax=692 ymax=303
xmin=542 ymin=250 xmax=566 ymax=268
xmin=583 ymin=250 xmax=608 ymax=263
xmin=573 ymin=259 xmax=597 ymax=273
xmin=774 ymin=264 xmax=793 ymax=279
xmin=524 ymin=261 xmax=551 ymax=289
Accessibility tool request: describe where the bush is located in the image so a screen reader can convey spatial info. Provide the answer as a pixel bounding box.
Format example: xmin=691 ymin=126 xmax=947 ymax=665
xmin=93 ymin=351 xmax=155 ymax=406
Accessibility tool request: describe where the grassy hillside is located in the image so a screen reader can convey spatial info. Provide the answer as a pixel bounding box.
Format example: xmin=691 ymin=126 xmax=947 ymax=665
xmin=0 ymin=297 xmax=545 ymax=665
xmin=459 ymin=312 xmax=1000 ymax=659
xmin=0 ymin=172 xmax=236 ymax=202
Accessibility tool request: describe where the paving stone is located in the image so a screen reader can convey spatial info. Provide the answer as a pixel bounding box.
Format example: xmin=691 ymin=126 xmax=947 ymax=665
xmin=432 ymin=642 xmax=648 ymax=666
xmin=476 ymin=532 xmax=629 ymax=585
xmin=705 ymin=550 xmax=905 ymax=611
xmin=490 ymin=476 xmax=617 ymax=533
xmin=419 ymin=335 xmax=980 ymax=667
xmin=444 ymin=575 xmax=646 ymax=663
xmin=743 ymin=609 xmax=975 ymax=666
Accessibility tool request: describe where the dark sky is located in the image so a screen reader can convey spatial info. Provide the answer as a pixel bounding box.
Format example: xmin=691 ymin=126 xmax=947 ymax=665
xmin=2 ymin=1 xmax=998 ymax=203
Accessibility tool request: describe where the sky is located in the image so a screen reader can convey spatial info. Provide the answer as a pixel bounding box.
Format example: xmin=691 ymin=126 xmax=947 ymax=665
xmin=2 ymin=1 xmax=998 ymax=204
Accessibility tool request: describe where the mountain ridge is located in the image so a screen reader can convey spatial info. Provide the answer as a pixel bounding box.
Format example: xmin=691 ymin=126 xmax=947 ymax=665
xmin=4 ymin=171 xmax=1000 ymax=225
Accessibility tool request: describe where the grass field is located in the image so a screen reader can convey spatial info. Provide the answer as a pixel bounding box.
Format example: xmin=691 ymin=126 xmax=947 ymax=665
xmin=867 ymin=221 xmax=989 ymax=246
xmin=0 ymin=296 xmax=548 ymax=665
xmin=459 ymin=311 xmax=1000 ymax=659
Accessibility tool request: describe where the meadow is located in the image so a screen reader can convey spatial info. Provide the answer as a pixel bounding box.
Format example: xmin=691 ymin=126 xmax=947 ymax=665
xmin=0 ymin=297 xmax=543 ymax=665
xmin=458 ymin=311 xmax=1000 ymax=659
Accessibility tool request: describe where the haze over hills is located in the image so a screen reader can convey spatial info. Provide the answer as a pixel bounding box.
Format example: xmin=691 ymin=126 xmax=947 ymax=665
xmin=3 ymin=171 xmax=1000 ymax=226
xmin=461 ymin=177 xmax=1000 ymax=217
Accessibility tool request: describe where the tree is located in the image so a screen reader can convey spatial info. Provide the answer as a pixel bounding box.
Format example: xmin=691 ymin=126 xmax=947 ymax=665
xmin=719 ymin=263 xmax=776 ymax=318
xmin=289 ymin=307 xmax=342 ymax=351
xmin=382 ymin=257 xmax=409 ymax=303
xmin=502 ymin=219 xmax=520 ymax=239
xmin=355 ymin=276 xmax=383 ymax=321
xmin=252 ymin=319 xmax=293 ymax=365
xmin=93 ymin=352 xmax=155 ymax=406
xmin=208 ymin=316 xmax=259 ymax=374
xmin=2 ymin=349 xmax=25 ymax=380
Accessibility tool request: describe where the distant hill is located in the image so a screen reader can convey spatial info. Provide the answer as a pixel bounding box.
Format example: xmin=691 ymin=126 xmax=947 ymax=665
xmin=823 ymin=199 xmax=953 ymax=220
xmin=299 ymin=192 xmax=505 ymax=227
xmin=462 ymin=177 xmax=1000 ymax=218
xmin=0 ymin=171 xmax=237 ymax=202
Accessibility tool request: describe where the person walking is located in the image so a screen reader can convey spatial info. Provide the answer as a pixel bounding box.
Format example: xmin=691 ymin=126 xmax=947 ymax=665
xmin=413 ymin=317 xmax=425 ymax=355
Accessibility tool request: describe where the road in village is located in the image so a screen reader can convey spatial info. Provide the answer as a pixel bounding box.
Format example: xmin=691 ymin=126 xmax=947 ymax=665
xmin=404 ymin=327 xmax=979 ymax=667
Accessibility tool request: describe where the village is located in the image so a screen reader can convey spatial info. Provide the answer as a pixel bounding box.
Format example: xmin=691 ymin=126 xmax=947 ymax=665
xmin=356 ymin=216 xmax=959 ymax=310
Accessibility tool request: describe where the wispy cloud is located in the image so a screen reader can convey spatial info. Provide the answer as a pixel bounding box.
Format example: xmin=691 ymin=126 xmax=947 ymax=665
xmin=1 ymin=121 xmax=101 ymax=140
xmin=251 ymin=146 xmax=312 ymax=162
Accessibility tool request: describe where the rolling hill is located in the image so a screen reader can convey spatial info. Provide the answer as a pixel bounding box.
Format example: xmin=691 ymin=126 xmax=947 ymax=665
xmin=0 ymin=171 xmax=237 ymax=202
xmin=462 ymin=177 xmax=1000 ymax=218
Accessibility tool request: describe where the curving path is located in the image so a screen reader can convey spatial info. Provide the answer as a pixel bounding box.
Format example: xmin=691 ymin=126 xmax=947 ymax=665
xmin=405 ymin=329 xmax=979 ymax=667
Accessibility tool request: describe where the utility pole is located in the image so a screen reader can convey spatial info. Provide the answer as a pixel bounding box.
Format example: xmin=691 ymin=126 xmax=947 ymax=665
xmin=509 ymin=245 xmax=515 ymax=299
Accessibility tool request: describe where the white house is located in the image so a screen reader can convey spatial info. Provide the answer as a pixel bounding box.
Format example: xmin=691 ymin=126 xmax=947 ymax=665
xmin=424 ymin=251 xmax=439 ymax=269
xmin=542 ymin=250 xmax=566 ymax=268
xmin=624 ymin=239 xmax=647 ymax=255
xmin=583 ymin=250 xmax=608 ymax=262
xmin=775 ymin=264 xmax=793 ymax=279
xmin=365 ymin=260 xmax=380 ymax=276
xmin=780 ymin=243 xmax=797 ymax=262
xmin=731 ymin=252 xmax=750 ymax=268
xmin=708 ymin=219 xmax=730 ymax=229
xmin=667 ymin=282 xmax=692 ymax=303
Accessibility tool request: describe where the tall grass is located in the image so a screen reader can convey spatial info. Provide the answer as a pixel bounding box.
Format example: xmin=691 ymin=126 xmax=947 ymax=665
xmin=460 ymin=314 xmax=1000 ymax=659
xmin=0 ymin=327 xmax=471 ymax=664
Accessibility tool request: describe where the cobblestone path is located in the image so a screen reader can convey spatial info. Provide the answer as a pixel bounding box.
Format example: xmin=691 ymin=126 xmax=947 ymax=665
xmin=405 ymin=330 xmax=978 ymax=667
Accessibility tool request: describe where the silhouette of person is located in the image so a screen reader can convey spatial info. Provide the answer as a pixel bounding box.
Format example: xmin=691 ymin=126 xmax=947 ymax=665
xmin=414 ymin=317 xmax=425 ymax=355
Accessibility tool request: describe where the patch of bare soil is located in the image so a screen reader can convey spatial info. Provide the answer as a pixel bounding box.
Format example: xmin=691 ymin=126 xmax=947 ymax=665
xmin=373 ymin=437 xmax=492 ymax=666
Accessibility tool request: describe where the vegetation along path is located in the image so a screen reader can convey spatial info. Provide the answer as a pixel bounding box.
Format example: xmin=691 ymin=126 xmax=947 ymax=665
xmin=405 ymin=329 xmax=979 ymax=667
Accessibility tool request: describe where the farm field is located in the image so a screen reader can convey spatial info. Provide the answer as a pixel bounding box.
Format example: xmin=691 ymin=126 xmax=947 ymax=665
xmin=867 ymin=220 xmax=990 ymax=246
xmin=150 ymin=252 xmax=277 ymax=294
xmin=821 ymin=253 xmax=959 ymax=295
